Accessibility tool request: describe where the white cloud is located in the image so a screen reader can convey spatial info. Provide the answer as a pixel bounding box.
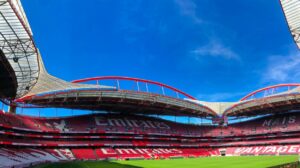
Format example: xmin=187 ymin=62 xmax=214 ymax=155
xmin=175 ymin=0 xmax=202 ymax=24
xmin=175 ymin=1 xmax=240 ymax=62
xmin=262 ymin=51 xmax=300 ymax=83
xmin=191 ymin=40 xmax=239 ymax=60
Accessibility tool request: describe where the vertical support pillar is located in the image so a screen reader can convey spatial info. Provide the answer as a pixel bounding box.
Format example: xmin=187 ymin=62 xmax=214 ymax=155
xmin=176 ymin=92 xmax=179 ymax=98
xmin=146 ymin=83 xmax=149 ymax=92
xmin=9 ymin=102 xmax=16 ymax=114
xmin=136 ymin=81 xmax=140 ymax=91
xmin=117 ymin=80 xmax=120 ymax=90
xmin=161 ymin=86 xmax=165 ymax=95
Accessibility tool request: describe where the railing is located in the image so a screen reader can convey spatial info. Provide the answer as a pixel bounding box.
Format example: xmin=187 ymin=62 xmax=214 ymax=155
xmin=72 ymin=76 xmax=196 ymax=100
xmin=240 ymin=84 xmax=300 ymax=101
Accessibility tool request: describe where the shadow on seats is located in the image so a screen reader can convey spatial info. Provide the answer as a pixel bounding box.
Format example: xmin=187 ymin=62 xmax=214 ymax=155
xmin=33 ymin=160 xmax=144 ymax=168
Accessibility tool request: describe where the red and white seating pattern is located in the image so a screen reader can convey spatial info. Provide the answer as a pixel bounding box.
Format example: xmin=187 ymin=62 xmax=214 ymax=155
xmin=0 ymin=112 xmax=300 ymax=137
xmin=0 ymin=111 xmax=299 ymax=135
xmin=4 ymin=145 xmax=300 ymax=167
xmin=0 ymin=110 xmax=299 ymax=167
xmin=73 ymin=148 xmax=218 ymax=160
xmin=0 ymin=147 xmax=217 ymax=167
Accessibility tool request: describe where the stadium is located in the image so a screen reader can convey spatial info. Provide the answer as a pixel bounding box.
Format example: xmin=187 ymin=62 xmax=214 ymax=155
xmin=0 ymin=0 xmax=300 ymax=168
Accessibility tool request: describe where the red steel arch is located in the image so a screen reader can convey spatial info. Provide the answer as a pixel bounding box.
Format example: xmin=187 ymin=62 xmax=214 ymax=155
xmin=72 ymin=76 xmax=196 ymax=100
xmin=240 ymin=83 xmax=300 ymax=101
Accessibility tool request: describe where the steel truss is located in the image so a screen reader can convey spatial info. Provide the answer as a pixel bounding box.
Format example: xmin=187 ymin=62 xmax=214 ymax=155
xmin=280 ymin=0 xmax=300 ymax=49
xmin=0 ymin=0 xmax=39 ymax=98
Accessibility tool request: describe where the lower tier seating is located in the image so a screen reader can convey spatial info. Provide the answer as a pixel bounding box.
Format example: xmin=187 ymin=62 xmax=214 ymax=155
xmin=0 ymin=148 xmax=74 ymax=168
xmin=0 ymin=147 xmax=217 ymax=167
xmin=1 ymin=145 xmax=300 ymax=167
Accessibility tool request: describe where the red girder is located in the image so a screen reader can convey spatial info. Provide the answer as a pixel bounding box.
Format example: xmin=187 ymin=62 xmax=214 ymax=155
xmin=72 ymin=76 xmax=196 ymax=100
xmin=240 ymin=83 xmax=300 ymax=101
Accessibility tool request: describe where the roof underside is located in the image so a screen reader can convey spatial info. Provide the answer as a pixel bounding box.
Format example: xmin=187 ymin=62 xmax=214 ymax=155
xmin=0 ymin=0 xmax=39 ymax=98
xmin=280 ymin=0 xmax=300 ymax=49
xmin=0 ymin=48 xmax=17 ymax=98
xmin=20 ymin=90 xmax=217 ymax=117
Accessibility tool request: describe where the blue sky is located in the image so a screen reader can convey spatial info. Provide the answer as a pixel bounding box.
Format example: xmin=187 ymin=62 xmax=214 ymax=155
xmin=22 ymin=0 xmax=300 ymax=102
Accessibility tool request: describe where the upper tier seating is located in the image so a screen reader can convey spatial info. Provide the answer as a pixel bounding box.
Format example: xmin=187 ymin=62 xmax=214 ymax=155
xmin=0 ymin=112 xmax=299 ymax=138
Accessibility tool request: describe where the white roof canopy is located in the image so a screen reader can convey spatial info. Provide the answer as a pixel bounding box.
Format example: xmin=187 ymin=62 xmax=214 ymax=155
xmin=0 ymin=0 xmax=39 ymax=98
xmin=280 ymin=0 xmax=300 ymax=49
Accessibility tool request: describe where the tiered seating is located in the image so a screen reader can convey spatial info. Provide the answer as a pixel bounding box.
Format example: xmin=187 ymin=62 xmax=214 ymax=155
xmin=0 ymin=112 xmax=298 ymax=137
xmin=0 ymin=147 xmax=219 ymax=167
xmin=0 ymin=148 xmax=74 ymax=168
xmin=72 ymin=149 xmax=97 ymax=160
xmin=0 ymin=111 xmax=299 ymax=167
xmin=0 ymin=112 xmax=300 ymax=149
xmin=0 ymin=112 xmax=208 ymax=135
xmin=228 ymin=113 xmax=300 ymax=136
xmin=96 ymin=148 xmax=119 ymax=159
xmin=77 ymin=148 xmax=217 ymax=160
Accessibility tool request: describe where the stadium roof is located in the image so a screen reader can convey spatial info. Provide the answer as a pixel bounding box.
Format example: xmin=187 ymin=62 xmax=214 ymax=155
xmin=223 ymin=84 xmax=300 ymax=117
xmin=23 ymin=53 xmax=114 ymax=97
xmin=0 ymin=0 xmax=39 ymax=98
xmin=280 ymin=0 xmax=300 ymax=49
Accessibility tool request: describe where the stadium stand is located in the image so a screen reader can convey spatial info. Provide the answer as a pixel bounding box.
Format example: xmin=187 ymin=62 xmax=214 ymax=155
xmin=0 ymin=0 xmax=299 ymax=167
xmin=0 ymin=112 xmax=299 ymax=137
xmin=0 ymin=147 xmax=220 ymax=167
xmin=0 ymin=112 xmax=300 ymax=166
